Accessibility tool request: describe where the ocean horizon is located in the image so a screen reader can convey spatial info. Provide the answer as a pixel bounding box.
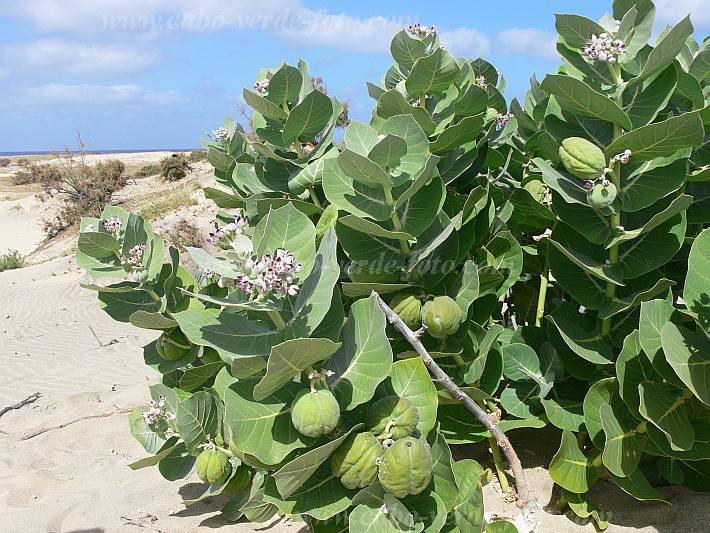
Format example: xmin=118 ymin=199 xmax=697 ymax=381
xmin=0 ymin=149 xmax=200 ymax=156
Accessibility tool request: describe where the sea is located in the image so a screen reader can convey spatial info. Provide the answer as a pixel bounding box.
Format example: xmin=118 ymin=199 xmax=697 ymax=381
xmin=0 ymin=149 xmax=197 ymax=156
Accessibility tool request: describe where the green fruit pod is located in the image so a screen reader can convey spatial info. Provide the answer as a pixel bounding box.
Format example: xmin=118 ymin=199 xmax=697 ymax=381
xmin=156 ymin=328 xmax=191 ymax=361
xmin=366 ymin=396 xmax=419 ymax=439
xmin=378 ymin=437 xmax=433 ymax=498
xmin=421 ymin=296 xmax=462 ymax=340
xmin=331 ymin=432 xmax=383 ymax=489
xmin=559 ymin=137 xmax=607 ymax=180
xmin=587 ymin=182 xmax=617 ymax=209
xmin=290 ymin=389 xmax=341 ymax=438
xmin=195 ymin=448 xmax=232 ymax=485
xmin=390 ymin=292 xmax=423 ymax=330
xmin=223 ymin=465 xmax=254 ymax=493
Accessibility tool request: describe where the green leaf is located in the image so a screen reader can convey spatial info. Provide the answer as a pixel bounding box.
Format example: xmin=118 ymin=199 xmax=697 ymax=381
xmin=243 ymin=88 xmax=288 ymax=121
xmin=282 ymin=89 xmax=333 ymax=145
xmin=285 ymin=226 xmax=339 ymax=339
xmin=336 ymin=222 xmax=404 ymax=272
xmin=541 ymin=74 xmax=633 ymax=130
xmin=185 ymin=246 xmax=242 ymax=278
xmin=499 ymin=381 xmax=542 ymax=419
xmin=605 ymin=112 xmax=704 ymax=162
xmin=128 ymin=439 xmax=181 ymax=470
xmin=533 ymin=158 xmax=587 ymax=205
xmin=77 ymin=231 xmax=120 ymax=258
xmin=265 ymin=464 xmax=355 ymax=520
xmin=338 ymin=215 xmax=414 ymax=242
xmin=598 ymin=278 xmax=675 ymax=320
xmin=405 ymin=48 xmax=461 ymax=96
xmin=273 ymin=424 xmax=361 ymax=499
xmin=383 ymin=358 xmax=438 ymax=436
xmin=394 ymin=175 xmax=445 ymax=238
xmin=254 ymin=338 xmax=341 ymax=401
xmin=129 ymin=311 xmax=178 ymax=330
xmin=620 ymin=157 xmax=686 ymax=213
xmin=600 ymin=403 xmax=647 ymax=477
xmin=661 ymin=323 xmax=710 ymax=406
xmin=225 ymin=380 xmax=316 ymax=465
xmin=549 ymin=430 xmax=600 ymax=493
xmin=98 ymin=289 xmax=161 ymax=323
xmin=502 ymin=343 xmax=543 ymax=383
xmin=451 ymin=260 xmax=480 ymax=318
xmin=684 ymin=228 xmax=710 ymax=330
xmin=377 ymin=115 xmax=431 ymax=187
xmin=451 ymin=459 xmax=485 ymax=533
xmin=584 ymin=377 xmax=619 ymax=448
xmin=562 ymin=490 xmax=609 ymax=530
xmin=129 ymin=408 xmax=168 ymax=454
xmin=509 ymin=188 xmax=556 ymax=228
xmin=391 ymin=29 xmax=428 ymax=69
xmin=338 ymin=149 xmax=392 ymax=187
xmin=429 ymin=115 xmax=483 ymax=155
xmin=540 ymin=398 xmax=585 ymax=432
xmin=622 ymin=65 xmax=677 ymax=128
xmin=328 ymin=296 xmax=393 ymax=411
xmin=616 ymin=330 xmax=660 ymax=416
xmin=555 ymin=13 xmax=606 ymax=49
xmin=637 ymin=16 xmax=694 ymax=80
xmin=175 ymin=309 xmax=282 ymax=359
xmin=252 ymin=202 xmax=316 ymax=279
xmin=548 ymin=239 xmax=624 ymax=287
xmin=322 ymin=158 xmax=392 ymax=221
xmin=179 ymin=290 xmax=282 ymax=313
xmin=175 ymin=391 xmax=220 ymax=452
xmin=608 ymin=195 xmax=693 ymax=248
xmin=639 ymin=299 xmax=685 ymax=386
xmin=607 ymin=468 xmax=666 ymax=501
xmin=638 ymin=381 xmax=694 ymax=451
xmin=373 ymin=90 xmax=436 ymax=135
xmin=268 ymin=63 xmax=303 ymax=107
xmin=547 ymin=315 xmax=613 ymax=364
xmin=368 ymin=134 xmax=409 ymax=170
xmin=486 ymin=521 xmax=519 ymax=533
xmin=428 ymin=428 xmax=458 ymax=511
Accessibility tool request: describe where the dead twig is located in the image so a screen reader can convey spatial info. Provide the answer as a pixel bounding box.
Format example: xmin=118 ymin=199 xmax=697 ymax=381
xmin=121 ymin=514 xmax=162 ymax=532
xmin=0 ymin=392 xmax=41 ymax=418
xmin=373 ymin=291 xmax=531 ymax=507
xmin=88 ymin=324 xmax=119 ymax=347
xmin=20 ymin=406 xmax=137 ymax=440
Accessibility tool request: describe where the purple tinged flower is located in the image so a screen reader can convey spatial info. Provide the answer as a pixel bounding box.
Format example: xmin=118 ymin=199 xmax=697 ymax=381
xmin=212 ymin=127 xmax=229 ymax=139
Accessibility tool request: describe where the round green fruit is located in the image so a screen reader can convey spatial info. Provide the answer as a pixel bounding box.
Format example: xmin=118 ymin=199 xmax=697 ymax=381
xmin=331 ymin=432 xmax=383 ymax=489
xmin=224 ymin=465 xmax=254 ymax=493
xmin=366 ymin=396 xmax=419 ymax=439
xmin=390 ymin=292 xmax=423 ymax=330
xmin=290 ymin=389 xmax=341 ymax=438
xmin=378 ymin=437 xmax=433 ymax=498
xmin=421 ymin=296 xmax=462 ymax=340
xmin=195 ymin=448 xmax=232 ymax=485
xmin=156 ymin=329 xmax=191 ymax=361
xmin=559 ymin=137 xmax=607 ymax=180
xmin=587 ymin=182 xmax=617 ymax=209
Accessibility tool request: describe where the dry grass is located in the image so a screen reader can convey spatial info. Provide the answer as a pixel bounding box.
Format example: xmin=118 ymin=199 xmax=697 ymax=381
xmin=138 ymin=184 xmax=199 ymax=221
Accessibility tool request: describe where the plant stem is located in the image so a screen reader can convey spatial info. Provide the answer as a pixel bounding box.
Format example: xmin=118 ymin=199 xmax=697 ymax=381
xmin=489 ymin=434 xmax=511 ymax=492
xmin=307 ymin=186 xmax=322 ymax=208
xmin=535 ymin=261 xmax=549 ymax=328
xmin=373 ymin=292 xmax=531 ymax=507
xmin=601 ymin=62 xmax=624 ymax=337
xmin=268 ymin=311 xmax=287 ymax=330
xmin=294 ymin=141 xmax=305 ymax=159
xmin=383 ymin=186 xmax=411 ymax=254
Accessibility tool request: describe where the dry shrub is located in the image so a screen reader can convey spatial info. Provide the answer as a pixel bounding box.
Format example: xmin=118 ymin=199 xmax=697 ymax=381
xmin=160 ymin=155 xmax=189 ymax=181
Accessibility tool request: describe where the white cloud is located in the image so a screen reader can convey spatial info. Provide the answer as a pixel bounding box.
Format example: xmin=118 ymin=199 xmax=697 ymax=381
xmin=10 ymin=84 xmax=187 ymax=108
xmin=1 ymin=39 xmax=162 ymax=79
xmin=277 ymin=10 xmax=410 ymax=54
xmin=497 ymin=28 xmax=558 ymax=62
xmin=439 ymin=27 xmax=491 ymax=58
xmin=655 ymin=0 xmax=709 ymax=27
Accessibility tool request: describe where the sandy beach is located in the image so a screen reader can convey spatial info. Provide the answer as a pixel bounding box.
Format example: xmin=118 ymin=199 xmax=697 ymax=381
xmin=0 ymin=152 xmax=706 ymax=533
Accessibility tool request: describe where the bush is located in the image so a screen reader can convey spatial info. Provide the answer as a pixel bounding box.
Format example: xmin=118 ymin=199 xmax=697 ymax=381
xmin=0 ymin=250 xmax=26 ymax=272
xmin=0 ymin=158 xmax=11 ymax=167
xmin=187 ymin=150 xmax=208 ymax=163
xmin=133 ymin=164 xmax=160 ymax=178
xmin=76 ymin=3 xmax=709 ymax=531
xmin=42 ymin=156 xmax=126 ymax=236
xmin=12 ymin=161 xmax=61 ymax=185
xmin=159 ymin=155 xmax=189 ymax=181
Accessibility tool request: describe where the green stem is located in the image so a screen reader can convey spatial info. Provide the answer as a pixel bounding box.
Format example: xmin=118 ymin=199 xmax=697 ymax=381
xmin=591 ymin=452 xmax=604 ymax=468
xmin=452 ymin=353 xmax=465 ymax=366
xmin=307 ymin=186 xmax=323 ymax=208
xmin=489 ymin=435 xmax=510 ymax=493
xmin=268 ymin=311 xmax=287 ymax=331
xmin=294 ymin=140 xmax=305 ymax=159
xmin=635 ymin=421 xmax=647 ymax=433
xmin=535 ymin=261 xmax=549 ymax=328
xmin=602 ymin=62 xmax=624 ymax=338
xmin=553 ymin=496 xmax=569 ymax=512
xmin=383 ymin=186 xmax=411 ymax=254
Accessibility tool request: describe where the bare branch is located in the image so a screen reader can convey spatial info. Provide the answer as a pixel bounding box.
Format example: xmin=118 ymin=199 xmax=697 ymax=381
xmin=0 ymin=392 xmax=41 ymax=418
xmin=372 ymin=291 xmax=531 ymax=507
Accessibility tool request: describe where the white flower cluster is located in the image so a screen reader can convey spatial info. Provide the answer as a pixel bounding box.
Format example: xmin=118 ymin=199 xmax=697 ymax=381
xmin=582 ymin=33 xmax=627 ymax=63
xmin=410 ymin=98 xmax=421 ymax=107
xmin=408 ymin=23 xmax=436 ymax=38
xmin=202 ymin=268 xmax=216 ymax=279
xmin=497 ymin=112 xmax=514 ymax=129
xmin=476 ymin=76 xmax=488 ymax=89
xmin=219 ymin=248 xmax=302 ymax=297
xmin=254 ymin=79 xmax=270 ymax=94
xmin=142 ymin=395 xmax=176 ymax=426
xmin=102 ymin=216 xmax=123 ymax=232
xmin=611 ymin=149 xmax=632 ymax=164
xmin=212 ymin=127 xmax=229 ymax=139
xmin=121 ymin=243 xmax=147 ymax=269
xmin=207 ymin=209 xmax=249 ymax=244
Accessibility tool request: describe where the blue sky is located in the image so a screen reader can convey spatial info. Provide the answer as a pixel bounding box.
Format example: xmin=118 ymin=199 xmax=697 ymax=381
xmin=0 ymin=1 xmax=707 ymax=152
